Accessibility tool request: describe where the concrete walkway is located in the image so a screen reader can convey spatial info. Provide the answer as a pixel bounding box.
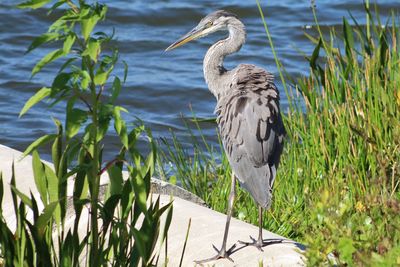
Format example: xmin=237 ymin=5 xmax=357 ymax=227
xmin=0 ymin=144 xmax=305 ymax=266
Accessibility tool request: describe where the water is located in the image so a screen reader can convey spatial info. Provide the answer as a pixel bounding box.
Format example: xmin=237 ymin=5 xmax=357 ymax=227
xmin=0 ymin=1 xmax=398 ymax=161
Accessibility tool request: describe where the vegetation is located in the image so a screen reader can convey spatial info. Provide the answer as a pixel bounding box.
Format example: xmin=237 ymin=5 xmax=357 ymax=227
xmin=160 ymin=1 xmax=400 ymax=266
xmin=0 ymin=0 xmax=172 ymax=266
xmin=0 ymin=0 xmax=398 ymax=266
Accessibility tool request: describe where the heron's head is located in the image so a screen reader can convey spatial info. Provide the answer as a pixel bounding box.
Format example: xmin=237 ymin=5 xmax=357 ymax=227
xmin=165 ymin=10 xmax=239 ymax=51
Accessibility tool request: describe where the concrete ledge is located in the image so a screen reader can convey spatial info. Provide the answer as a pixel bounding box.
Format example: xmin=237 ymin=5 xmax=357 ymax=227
xmin=0 ymin=144 xmax=305 ymax=266
xmin=157 ymin=194 xmax=305 ymax=266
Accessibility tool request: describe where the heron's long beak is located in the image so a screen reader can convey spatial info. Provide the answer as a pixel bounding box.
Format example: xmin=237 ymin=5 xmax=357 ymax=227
xmin=165 ymin=26 xmax=205 ymax=51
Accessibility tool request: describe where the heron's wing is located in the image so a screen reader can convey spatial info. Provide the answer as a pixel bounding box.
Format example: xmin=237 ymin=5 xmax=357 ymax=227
xmin=216 ymin=64 xmax=285 ymax=167
xmin=215 ymin=64 xmax=285 ymax=207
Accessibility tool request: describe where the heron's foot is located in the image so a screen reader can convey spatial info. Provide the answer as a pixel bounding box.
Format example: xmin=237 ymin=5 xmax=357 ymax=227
xmin=194 ymin=243 xmax=236 ymax=264
xmin=238 ymin=236 xmax=285 ymax=252
xmin=238 ymin=235 xmax=265 ymax=251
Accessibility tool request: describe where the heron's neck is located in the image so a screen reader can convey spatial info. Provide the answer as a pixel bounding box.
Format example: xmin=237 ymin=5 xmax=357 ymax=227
xmin=203 ymin=19 xmax=246 ymax=99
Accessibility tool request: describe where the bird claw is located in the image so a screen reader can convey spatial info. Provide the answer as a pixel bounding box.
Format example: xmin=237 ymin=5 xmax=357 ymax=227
xmin=238 ymin=235 xmax=264 ymax=251
xmin=194 ymin=243 xmax=237 ymax=265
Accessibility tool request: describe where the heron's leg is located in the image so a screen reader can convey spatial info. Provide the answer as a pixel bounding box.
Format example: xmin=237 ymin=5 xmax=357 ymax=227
xmin=194 ymin=173 xmax=237 ymax=264
xmin=257 ymin=205 xmax=263 ymax=244
xmin=238 ymin=205 xmax=265 ymax=251
xmin=219 ymin=172 xmax=237 ymax=253
xmin=257 ymin=206 xmax=265 ymax=247
xmin=238 ymin=206 xmax=286 ymax=252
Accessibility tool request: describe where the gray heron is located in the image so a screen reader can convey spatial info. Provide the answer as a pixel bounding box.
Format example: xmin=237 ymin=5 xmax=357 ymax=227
xmin=166 ymin=10 xmax=286 ymax=263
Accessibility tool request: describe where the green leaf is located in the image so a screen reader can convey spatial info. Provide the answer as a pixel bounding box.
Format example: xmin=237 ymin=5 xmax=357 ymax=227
xmin=60 ymin=231 xmax=73 ymax=266
xmin=113 ymin=106 xmax=128 ymax=148
xmin=169 ymin=175 xmax=177 ymax=185
xmin=0 ymin=173 xmax=3 ymax=208
xmin=30 ymin=191 xmax=39 ymax=219
xmin=338 ymin=237 xmax=356 ymax=265
xmin=120 ymin=179 xmax=134 ymax=219
xmin=131 ymin=228 xmax=147 ymax=261
xmin=179 ymin=217 xmax=191 ymax=267
xmin=80 ymin=4 xmax=107 ymax=41
xmin=51 ymin=118 xmax=63 ymax=176
xmin=379 ymin=32 xmax=389 ymax=70
xmin=93 ymin=71 xmax=108 ymax=85
xmin=80 ymin=70 xmax=91 ymax=90
xmin=10 ymin=185 xmax=32 ymax=208
xmin=48 ymin=1 xmax=65 ymax=14
xmin=82 ymin=39 xmax=101 ymax=62
xmin=44 ymin=164 xmax=61 ymax=224
xmin=108 ymin=165 xmax=123 ymax=195
xmin=51 ymin=72 xmax=72 ymax=95
xmin=190 ymin=117 xmax=216 ymax=123
xmin=161 ymin=200 xmax=173 ymax=245
xmin=63 ymin=34 xmax=76 ymax=54
xmin=17 ymin=0 xmax=52 ymax=9
xmin=99 ymin=4 xmax=108 ymax=18
xmin=44 ymin=164 xmax=58 ymax=202
xmin=32 ymin=49 xmax=64 ymax=76
xmin=73 ymin=153 xmax=90 ymax=201
xmin=131 ymin=171 xmax=147 ymax=214
xmin=26 ymin=32 xmax=60 ymax=54
xmin=102 ymin=194 xmax=120 ymax=223
xmin=35 ymin=201 xmax=58 ymax=235
xmin=97 ymin=104 xmax=113 ymax=141
xmin=144 ymin=148 xmax=155 ymax=178
xmin=10 ymin=162 xmax=18 ymax=220
xmin=19 ymin=87 xmax=51 ymax=117
xmin=49 ymin=15 xmax=68 ymax=33
xmin=309 ymin=38 xmax=322 ymax=70
xmin=303 ymin=31 xmax=319 ymax=45
xmin=59 ymin=57 xmax=77 ymax=73
xmin=110 ymin=77 xmax=121 ymax=103
xmin=66 ymin=107 xmax=88 ymax=139
xmin=32 ymin=150 xmax=48 ymax=204
xmin=343 ymin=17 xmax=355 ymax=59
xmin=81 ymin=15 xmax=100 ymax=41
xmin=123 ymin=60 xmax=128 ymax=83
xmin=22 ymin=134 xmax=57 ymax=158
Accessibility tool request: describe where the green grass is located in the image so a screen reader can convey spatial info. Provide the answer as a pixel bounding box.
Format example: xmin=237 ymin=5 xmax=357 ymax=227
xmin=159 ymin=3 xmax=400 ymax=266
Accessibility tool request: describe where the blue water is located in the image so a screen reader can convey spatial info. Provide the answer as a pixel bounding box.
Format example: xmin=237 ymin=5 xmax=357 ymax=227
xmin=0 ymin=1 xmax=398 ymax=161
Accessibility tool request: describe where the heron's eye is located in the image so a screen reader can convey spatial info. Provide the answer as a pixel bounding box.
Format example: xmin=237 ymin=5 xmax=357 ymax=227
xmin=206 ymin=21 xmax=213 ymax=27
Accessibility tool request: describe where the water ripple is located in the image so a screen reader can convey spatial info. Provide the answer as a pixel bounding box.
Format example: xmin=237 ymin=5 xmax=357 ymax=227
xmin=0 ymin=0 xmax=398 ymax=159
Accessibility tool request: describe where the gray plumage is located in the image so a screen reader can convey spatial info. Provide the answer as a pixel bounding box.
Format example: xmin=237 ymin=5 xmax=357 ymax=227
xmin=166 ymin=9 xmax=286 ymax=261
xmin=215 ymin=65 xmax=285 ymax=208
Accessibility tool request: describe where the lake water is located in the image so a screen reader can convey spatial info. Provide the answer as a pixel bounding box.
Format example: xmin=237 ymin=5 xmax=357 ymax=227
xmin=0 ymin=0 xmax=398 ymax=161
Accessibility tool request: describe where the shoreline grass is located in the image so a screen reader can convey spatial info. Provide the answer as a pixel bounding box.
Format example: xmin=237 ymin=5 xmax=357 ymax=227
xmin=159 ymin=3 xmax=400 ymax=265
